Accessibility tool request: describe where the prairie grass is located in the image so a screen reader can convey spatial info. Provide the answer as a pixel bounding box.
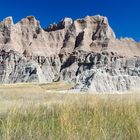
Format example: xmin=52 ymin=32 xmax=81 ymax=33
xmin=0 ymin=83 xmax=140 ymax=140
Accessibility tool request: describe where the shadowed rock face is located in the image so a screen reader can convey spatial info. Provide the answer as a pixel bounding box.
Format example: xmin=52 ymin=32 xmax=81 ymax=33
xmin=0 ymin=15 xmax=140 ymax=92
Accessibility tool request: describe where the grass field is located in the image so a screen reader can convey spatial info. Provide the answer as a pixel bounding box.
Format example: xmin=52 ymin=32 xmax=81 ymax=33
xmin=0 ymin=82 xmax=140 ymax=140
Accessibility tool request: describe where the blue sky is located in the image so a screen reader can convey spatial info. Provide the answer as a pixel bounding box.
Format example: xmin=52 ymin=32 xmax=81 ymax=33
xmin=0 ymin=0 xmax=140 ymax=41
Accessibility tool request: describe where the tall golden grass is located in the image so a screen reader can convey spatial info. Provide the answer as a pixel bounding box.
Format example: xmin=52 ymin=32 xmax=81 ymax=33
xmin=0 ymin=83 xmax=140 ymax=140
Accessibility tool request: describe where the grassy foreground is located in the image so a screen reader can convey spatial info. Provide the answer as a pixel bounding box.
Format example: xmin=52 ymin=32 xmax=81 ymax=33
xmin=0 ymin=83 xmax=140 ymax=140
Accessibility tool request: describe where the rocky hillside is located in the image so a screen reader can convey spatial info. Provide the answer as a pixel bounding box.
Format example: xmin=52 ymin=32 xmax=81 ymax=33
xmin=0 ymin=15 xmax=140 ymax=92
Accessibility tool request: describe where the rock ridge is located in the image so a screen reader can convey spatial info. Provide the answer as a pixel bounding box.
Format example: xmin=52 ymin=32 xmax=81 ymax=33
xmin=0 ymin=15 xmax=140 ymax=92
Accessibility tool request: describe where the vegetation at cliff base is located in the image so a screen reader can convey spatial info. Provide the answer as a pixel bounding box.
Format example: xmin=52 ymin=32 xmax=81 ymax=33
xmin=0 ymin=83 xmax=140 ymax=140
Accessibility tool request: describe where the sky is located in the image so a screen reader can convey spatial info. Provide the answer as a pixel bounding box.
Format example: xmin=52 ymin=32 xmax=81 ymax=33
xmin=0 ymin=0 xmax=139 ymax=41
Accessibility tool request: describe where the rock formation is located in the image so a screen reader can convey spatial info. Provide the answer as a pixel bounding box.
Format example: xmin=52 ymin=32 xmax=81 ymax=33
xmin=0 ymin=15 xmax=140 ymax=92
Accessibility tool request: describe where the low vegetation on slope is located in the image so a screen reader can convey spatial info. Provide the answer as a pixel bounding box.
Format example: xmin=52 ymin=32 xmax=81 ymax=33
xmin=0 ymin=83 xmax=140 ymax=140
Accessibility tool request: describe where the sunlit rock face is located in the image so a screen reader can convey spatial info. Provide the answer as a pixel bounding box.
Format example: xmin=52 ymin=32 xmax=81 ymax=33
xmin=0 ymin=15 xmax=140 ymax=92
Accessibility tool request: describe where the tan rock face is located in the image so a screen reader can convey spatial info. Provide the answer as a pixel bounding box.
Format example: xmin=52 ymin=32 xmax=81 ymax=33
xmin=0 ymin=15 xmax=140 ymax=92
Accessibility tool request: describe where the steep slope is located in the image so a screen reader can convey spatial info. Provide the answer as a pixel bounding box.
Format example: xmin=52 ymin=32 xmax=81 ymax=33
xmin=0 ymin=15 xmax=140 ymax=92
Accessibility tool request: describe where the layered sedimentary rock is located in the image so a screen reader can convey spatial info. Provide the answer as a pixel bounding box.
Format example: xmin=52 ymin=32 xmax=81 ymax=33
xmin=0 ymin=15 xmax=140 ymax=92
